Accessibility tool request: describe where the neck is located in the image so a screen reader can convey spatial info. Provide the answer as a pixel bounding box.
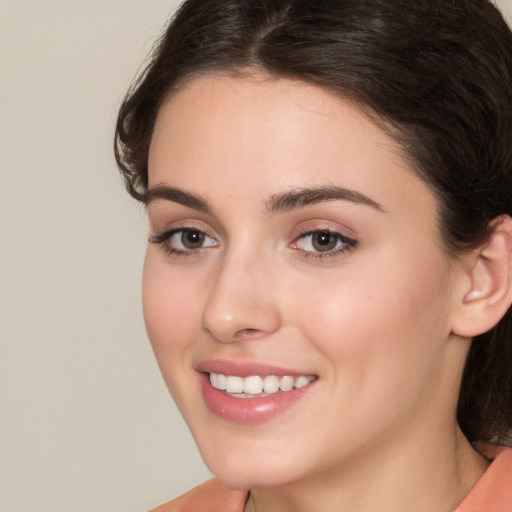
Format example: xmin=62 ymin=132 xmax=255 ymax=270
xmin=246 ymin=427 xmax=489 ymax=512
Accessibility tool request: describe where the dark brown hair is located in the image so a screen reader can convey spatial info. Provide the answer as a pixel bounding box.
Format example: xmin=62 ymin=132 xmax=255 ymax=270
xmin=115 ymin=0 xmax=512 ymax=443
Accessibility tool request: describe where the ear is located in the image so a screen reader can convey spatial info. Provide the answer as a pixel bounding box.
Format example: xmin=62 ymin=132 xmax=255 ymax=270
xmin=451 ymin=215 xmax=512 ymax=338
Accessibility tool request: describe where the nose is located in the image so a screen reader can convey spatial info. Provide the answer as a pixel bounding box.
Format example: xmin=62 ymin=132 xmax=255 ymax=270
xmin=201 ymin=250 xmax=281 ymax=343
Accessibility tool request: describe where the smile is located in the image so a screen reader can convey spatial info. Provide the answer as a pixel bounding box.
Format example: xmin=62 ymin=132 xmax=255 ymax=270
xmin=209 ymin=372 xmax=315 ymax=397
xmin=200 ymin=368 xmax=317 ymax=423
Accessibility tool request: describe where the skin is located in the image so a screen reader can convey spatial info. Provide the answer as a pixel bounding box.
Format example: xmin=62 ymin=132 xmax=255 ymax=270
xmin=143 ymin=74 xmax=489 ymax=512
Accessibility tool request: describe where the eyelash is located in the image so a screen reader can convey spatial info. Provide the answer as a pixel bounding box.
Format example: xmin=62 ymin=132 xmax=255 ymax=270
xmin=149 ymin=228 xmax=219 ymax=258
xmin=290 ymin=228 xmax=357 ymax=260
xmin=149 ymin=227 xmax=358 ymax=260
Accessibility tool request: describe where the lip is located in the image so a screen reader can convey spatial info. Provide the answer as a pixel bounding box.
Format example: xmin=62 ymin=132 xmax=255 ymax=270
xmin=197 ymin=360 xmax=317 ymax=424
xmin=196 ymin=359 xmax=313 ymax=377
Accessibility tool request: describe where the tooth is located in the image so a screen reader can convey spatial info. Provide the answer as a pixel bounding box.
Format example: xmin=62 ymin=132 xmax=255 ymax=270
xmin=280 ymin=375 xmax=294 ymax=392
xmin=294 ymin=376 xmax=313 ymax=388
xmin=263 ymin=375 xmax=280 ymax=393
xmin=212 ymin=372 xmax=314 ymax=394
xmin=217 ymin=373 xmax=227 ymax=390
xmin=243 ymin=376 xmax=263 ymax=394
xmin=226 ymin=375 xmax=244 ymax=393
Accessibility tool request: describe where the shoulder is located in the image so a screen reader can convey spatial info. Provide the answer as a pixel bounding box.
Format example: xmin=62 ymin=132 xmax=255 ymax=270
xmin=148 ymin=479 xmax=249 ymax=512
xmin=455 ymin=444 xmax=512 ymax=512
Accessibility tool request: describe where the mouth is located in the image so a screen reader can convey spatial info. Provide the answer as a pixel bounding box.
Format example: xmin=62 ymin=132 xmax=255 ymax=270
xmin=197 ymin=362 xmax=318 ymax=423
xmin=209 ymin=372 xmax=315 ymax=398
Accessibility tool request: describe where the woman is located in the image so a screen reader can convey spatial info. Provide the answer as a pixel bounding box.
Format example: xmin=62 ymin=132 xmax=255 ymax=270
xmin=115 ymin=1 xmax=512 ymax=510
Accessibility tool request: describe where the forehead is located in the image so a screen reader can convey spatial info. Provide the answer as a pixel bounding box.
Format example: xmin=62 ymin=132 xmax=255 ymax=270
xmin=152 ymin=73 xmax=386 ymax=139
xmin=151 ymin=75 xmax=402 ymax=172
xmin=148 ymin=74 xmax=437 ymax=223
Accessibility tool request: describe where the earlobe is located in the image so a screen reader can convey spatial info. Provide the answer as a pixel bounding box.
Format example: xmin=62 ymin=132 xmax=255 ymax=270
xmin=452 ymin=215 xmax=512 ymax=338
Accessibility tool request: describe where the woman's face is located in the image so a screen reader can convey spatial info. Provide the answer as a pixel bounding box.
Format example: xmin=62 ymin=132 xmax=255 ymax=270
xmin=144 ymin=75 xmax=468 ymax=489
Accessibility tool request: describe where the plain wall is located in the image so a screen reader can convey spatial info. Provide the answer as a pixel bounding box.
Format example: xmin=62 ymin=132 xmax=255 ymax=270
xmin=1 ymin=1 xmax=511 ymax=511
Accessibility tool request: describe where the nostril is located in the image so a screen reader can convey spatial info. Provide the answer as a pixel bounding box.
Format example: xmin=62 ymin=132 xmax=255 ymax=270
xmin=201 ymin=280 xmax=282 ymax=342
xmin=234 ymin=328 xmax=264 ymax=340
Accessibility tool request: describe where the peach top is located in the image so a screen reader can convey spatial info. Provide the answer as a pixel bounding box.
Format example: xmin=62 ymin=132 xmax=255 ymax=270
xmin=149 ymin=446 xmax=512 ymax=512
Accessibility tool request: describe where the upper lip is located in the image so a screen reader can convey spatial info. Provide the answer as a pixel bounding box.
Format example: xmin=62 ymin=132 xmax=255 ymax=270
xmin=196 ymin=359 xmax=316 ymax=378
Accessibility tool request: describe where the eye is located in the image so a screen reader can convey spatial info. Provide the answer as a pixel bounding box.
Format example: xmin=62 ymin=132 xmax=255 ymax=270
xmin=291 ymin=229 xmax=357 ymax=257
xmin=149 ymin=228 xmax=218 ymax=256
xmin=173 ymin=229 xmax=210 ymax=250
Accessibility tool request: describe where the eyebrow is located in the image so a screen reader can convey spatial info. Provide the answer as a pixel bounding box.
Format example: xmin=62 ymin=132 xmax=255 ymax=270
xmin=143 ymin=185 xmax=213 ymax=215
xmin=267 ymin=185 xmax=384 ymax=214
xmin=143 ymin=184 xmax=384 ymax=215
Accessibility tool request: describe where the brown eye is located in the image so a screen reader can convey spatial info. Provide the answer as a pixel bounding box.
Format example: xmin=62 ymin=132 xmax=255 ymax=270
xmin=311 ymin=231 xmax=339 ymax=252
xmin=181 ymin=229 xmax=205 ymax=249
xmin=149 ymin=227 xmax=218 ymax=256
xmin=292 ymin=229 xmax=357 ymax=258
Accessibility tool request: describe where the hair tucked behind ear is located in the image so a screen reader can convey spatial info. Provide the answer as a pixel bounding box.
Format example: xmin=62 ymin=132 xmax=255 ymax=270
xmin=115 ymin=0 xmax=512 ymax=444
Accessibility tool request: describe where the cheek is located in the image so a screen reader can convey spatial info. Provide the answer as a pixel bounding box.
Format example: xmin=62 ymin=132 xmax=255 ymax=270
xmin=142 ymin=252 xmax=201 ymax=361
xmin=291 ymin=249 xmax=453 ymax=384
xmin=284 ymin=254 xmax=455 ymax=450
xmin=142 ymin=252 xmax=210 ymax=419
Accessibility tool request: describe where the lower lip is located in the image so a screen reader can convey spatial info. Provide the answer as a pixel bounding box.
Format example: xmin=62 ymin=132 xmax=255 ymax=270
xmin=199 ymin=373 xmax=315 ymax=424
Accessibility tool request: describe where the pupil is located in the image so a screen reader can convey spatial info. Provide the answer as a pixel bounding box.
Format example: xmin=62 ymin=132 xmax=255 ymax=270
xmin=182 ymin=230 xmax=204 ymax=248
xmin=317 ymin=232 xmax=330 ymax=245
xmin=313 ymin=231 xmax=336 ymax=251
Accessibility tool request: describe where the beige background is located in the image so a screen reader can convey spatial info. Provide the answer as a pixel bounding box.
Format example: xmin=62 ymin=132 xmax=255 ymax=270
xmin=1 ymin=1 xmax=511 ymax=511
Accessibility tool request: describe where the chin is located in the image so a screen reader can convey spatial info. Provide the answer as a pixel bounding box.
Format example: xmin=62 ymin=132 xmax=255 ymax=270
xmin=208 ymin=464 xmax=297 ymax=491
xmin=197 ymin=438 xmax=310 ymax=490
